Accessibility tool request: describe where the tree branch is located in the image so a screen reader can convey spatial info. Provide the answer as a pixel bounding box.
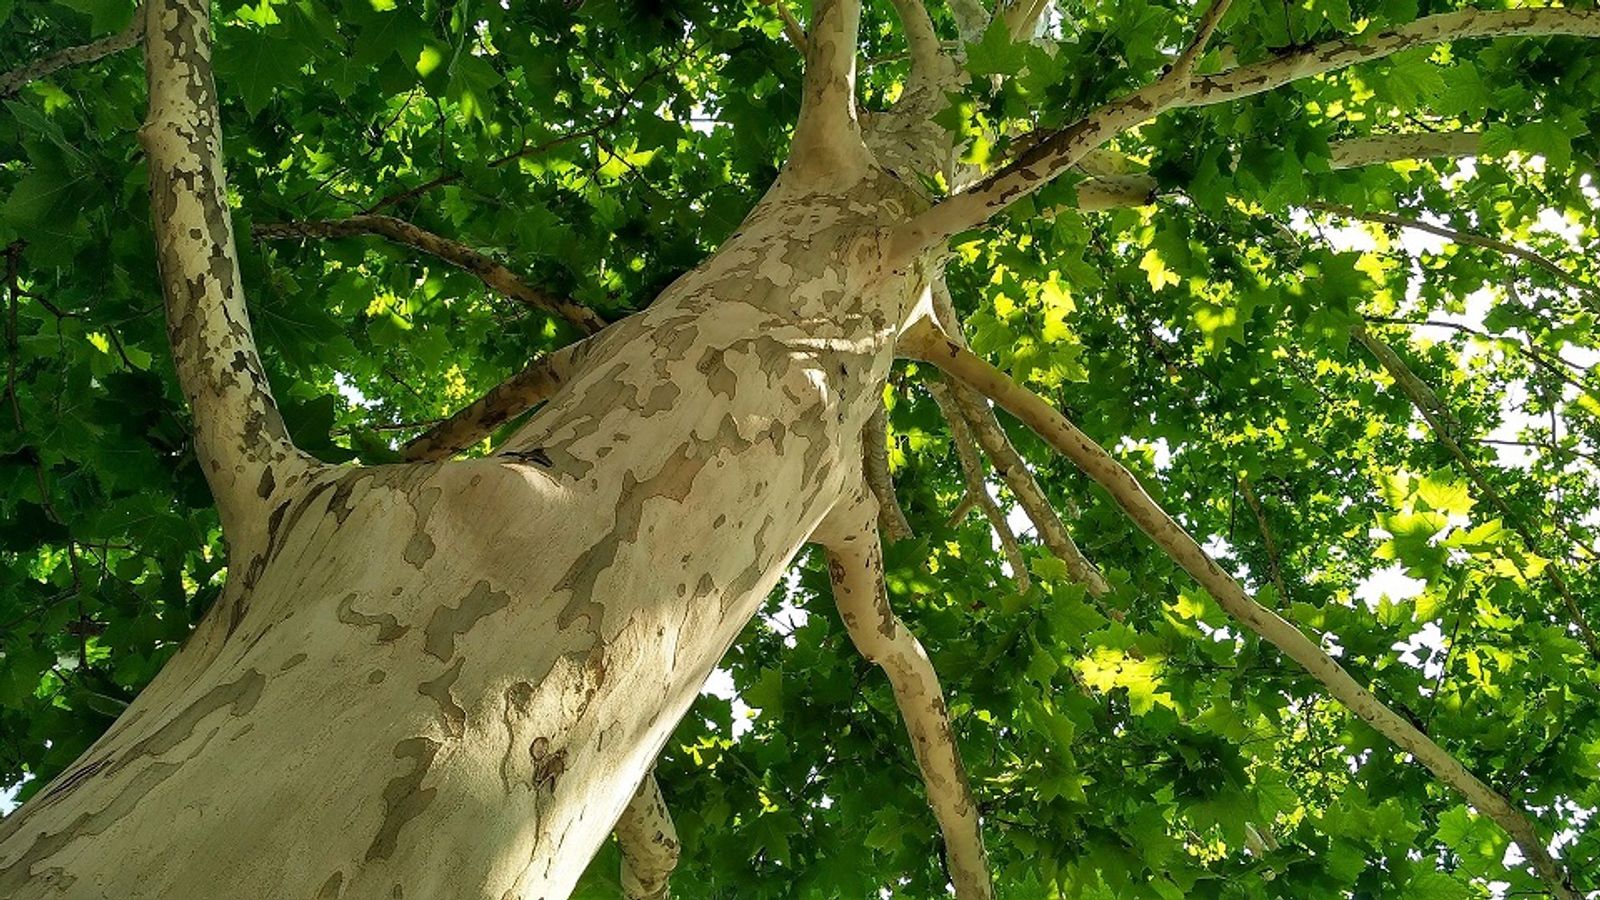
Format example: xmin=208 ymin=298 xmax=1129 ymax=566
xmin=947 ymin=0 xmax=990 ymax=43
xmin=898 ymin=4 xmax=1600 ymax=252
xmin=930 ymin=280 xmax=1109 ymax=597
xmin=253 ymin=215 xmax=606 ymax=334
xmin=999 ymin=0 xmax=1053 ymax=40
xmin=764 ymin=0 xmax=810 ymax=54
xmin=1168 ymin=0 xmax=1234 ymax=86
xmin=140 ymin=0 xmax=309 ymax=544
xmin=885 ymin=0 xmax=943 ymax=82
xmin=1351 ymin=323 xmax=1600 ymax=661
xmin=1186 ymin=8 xmax=1600 ymax=107
xmin=615 ymin=771 xmax=680 ymax=900
xmin=399 ymin=339 xmax=594 ymax=461
xmin=864 ymin=402 xmax=916 ymax=542
xmin=1326 ymin=131 xmax=1482 ymax=169
xmin=901 ymin=321 xmax=1581 ymax=900
xmin=0 ymin=6 xmax=145 ymax=98
xmin=888 ymin=0 xmax=1231 ymax=257
xmin=927 ymin=382 xmax=1031 ymax=592
xmin=1238 ymin=476 xmax=1291 ymax=604
xmin=1067 ymin=130 xmax=1485 ymax=211
xmin=788 ymin=0 xmax=869 ymax=176
xmin=818 ymin=490 xmax=994 ymax=900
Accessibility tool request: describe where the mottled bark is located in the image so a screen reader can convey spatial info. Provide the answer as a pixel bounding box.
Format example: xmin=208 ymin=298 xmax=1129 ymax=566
xmin=815 ymin=487 xmax=994 ymax=900
xmin=8 ymin=0 xmax=1598 ymax=896
xmin=136 ymin=0 xmax=312 ymax=549
xmin=863 ymin=402 xmax=915 ymax=542
xmin=614 ymin=774 xmax=679 ymax=900
xmin=0 ymin=0 xmax=935 ymax=894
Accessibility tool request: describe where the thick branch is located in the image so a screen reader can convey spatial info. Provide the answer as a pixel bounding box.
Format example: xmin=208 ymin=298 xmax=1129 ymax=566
xmin=141 ymin=0 xmax=307 ymax=543
xmin=1168 ymin=0 xmax=1234 ymax=85
xmin=999 ymin=0 xmax=1052 ymax=39
xmin=400 ymin=340 xmax=592 ymax=461
xmin=615 ymin=772 xmax=680 ymax=900
xmin=1 ymin=8 xmax=145 ymax=98
xmin=927 ymin=383 xmax=1031 ymax=592
xmin=902 ymin=322 xmax=1580 ymax=900
xmin=886 ymin=0 xmax=942 ymax=82
xmin=1186 ymin=8 xmax=1600 ymax=107
xmin=1327 ymin=132 xmax=1482 ymax=169
xmin=890 ymin=0 xmax=1230 ymax=255
xmin=947 ymin=0 xmax=990 ymax=43
xmin=864 ymin=402 xmax=916 ymax=542
xmin=253 ymin=216 xmax=605 ymax=334
xmin=1351 ymin=324 xmax=1600 ymax=661
xmin=788 ymin=0 xmax=869 ymax=175
xmin=819 ymin=493 xmax=994 ymax=900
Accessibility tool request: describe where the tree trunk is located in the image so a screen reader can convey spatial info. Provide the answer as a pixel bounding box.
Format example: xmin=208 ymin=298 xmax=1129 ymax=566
xmin=0 ymin=158 xmax=928 ymax=897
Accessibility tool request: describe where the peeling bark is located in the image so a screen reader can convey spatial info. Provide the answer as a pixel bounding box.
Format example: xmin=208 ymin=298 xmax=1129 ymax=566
xmin=8 ymin=0 xmax=1595 ymax=896
xmin=814 ymin=487 xmax=994 ymax=900
xmin=614 ymin=773 xmax=679 ymax=900
xmin=137 ymin=0 xmax=312 ymax=550
xmin=1 ymin=5 xmax=937 ymax=892
xmin=863 ymin=402 xmax=915 ymax=542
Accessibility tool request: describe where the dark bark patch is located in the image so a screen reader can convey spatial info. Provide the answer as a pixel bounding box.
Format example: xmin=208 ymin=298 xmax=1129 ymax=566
xmin=105 ymin=668 xmax=266 ymax=780
xmin=424 ymin=580 xmax=511 ymax=661
xmin=417 ymin=658 xmax=467 ymax=738
xmin=337 ymin=593 xmax=410 ymax=644
xmin=402 ymin=486 xmax=442 ymax=569
xmin=317 ymin=872 xmax=344 ymax=898
xmin=364 ymin=737 xmax=441 ymax=862
xmin=0 ymin=760 xmax=184 ymax=895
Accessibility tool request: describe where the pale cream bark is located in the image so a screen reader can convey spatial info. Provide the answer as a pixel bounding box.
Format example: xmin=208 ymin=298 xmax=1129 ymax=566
xmin=0 ymin=0 xmax=934 ymax=897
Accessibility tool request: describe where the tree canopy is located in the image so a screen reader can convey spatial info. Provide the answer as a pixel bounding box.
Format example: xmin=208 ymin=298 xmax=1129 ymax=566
xmin=3 ymin=0 xmax=1600 ymax=896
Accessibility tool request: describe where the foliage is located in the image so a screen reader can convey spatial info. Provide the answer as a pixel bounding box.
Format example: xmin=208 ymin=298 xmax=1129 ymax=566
xmin=3 ymin=0 xmax=1600 ymax=896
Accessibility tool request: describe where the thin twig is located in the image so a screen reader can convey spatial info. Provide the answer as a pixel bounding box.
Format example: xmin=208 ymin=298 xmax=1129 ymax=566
xmin=253 ymin=215 xmax=606 ymax=334
xmin=1352 ymin=323 xmax=1600 ymax=660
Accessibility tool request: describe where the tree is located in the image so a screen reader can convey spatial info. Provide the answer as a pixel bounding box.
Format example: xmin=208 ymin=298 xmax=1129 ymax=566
xmin=0 ymin=0 xmax=1598 ymax=895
